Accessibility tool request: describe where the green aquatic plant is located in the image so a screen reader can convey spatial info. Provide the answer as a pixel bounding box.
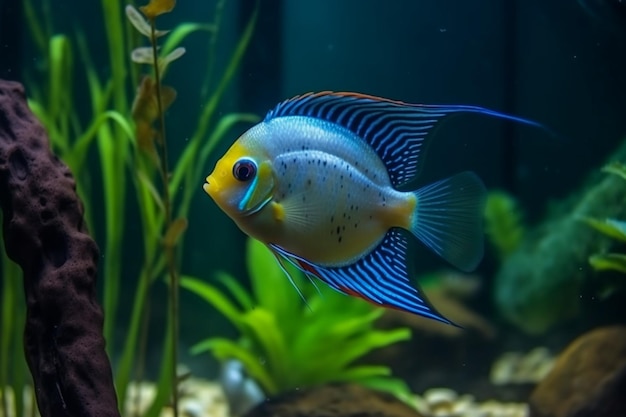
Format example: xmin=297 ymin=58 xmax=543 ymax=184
xmin=126 ymin=1 xmax=189 ymax=413
xmin=582 ymin=163 xmax=626 ymax=294
xmin=0 ymin=223 xmax=29 ymax=417
xmin=181 ymin=238 xmax=413 ymax=402
xmin=484 ymin=190 xmax=525 ymax=260
xmin=2 ymin=0 xmax=258 ymax=415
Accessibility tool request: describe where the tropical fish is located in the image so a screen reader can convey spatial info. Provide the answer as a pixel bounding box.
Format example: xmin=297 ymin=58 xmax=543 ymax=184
xmin=204 ymin=92 xmax=544 ymax=324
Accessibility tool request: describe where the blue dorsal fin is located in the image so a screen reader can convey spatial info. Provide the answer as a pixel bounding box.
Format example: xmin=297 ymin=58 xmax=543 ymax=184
xmin=270 ymin=229 xmax=453 ymax=324
xmin=265 ymin=91 xmax=547 ymax=187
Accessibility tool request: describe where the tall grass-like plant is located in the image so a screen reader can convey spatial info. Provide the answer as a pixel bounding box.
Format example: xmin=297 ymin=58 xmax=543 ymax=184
xmin=126 ymin=1 xmax=190 ymax=414
xmin=3 ymin=0 xmax=259 ymax=415
xmin=181 ymin=239 xmax=414 ymax=403
xmin=0 ymin=225 xmax=29 ymax=417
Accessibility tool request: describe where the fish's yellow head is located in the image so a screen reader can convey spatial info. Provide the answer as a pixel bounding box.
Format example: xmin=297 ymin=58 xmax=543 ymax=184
xmin=204 ymin=141 xmax=275 ymax=219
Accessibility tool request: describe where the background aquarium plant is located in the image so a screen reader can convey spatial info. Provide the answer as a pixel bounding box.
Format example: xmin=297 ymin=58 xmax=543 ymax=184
xmin=181 ymin=238 xmax=413 ymax=400
xmin=0 ymin=0 xmax=626 ymax=416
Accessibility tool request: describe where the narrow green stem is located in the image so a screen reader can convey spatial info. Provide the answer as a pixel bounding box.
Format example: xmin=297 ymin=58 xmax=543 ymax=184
xmin=149 ymin=18 xmax=179 ymax=417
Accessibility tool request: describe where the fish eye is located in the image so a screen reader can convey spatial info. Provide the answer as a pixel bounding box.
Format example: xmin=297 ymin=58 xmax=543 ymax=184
xmin=232 ymin=159 xmax=257 ymax=182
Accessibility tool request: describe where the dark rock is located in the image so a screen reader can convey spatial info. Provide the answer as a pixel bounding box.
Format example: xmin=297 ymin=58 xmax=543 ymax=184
xmin=0 ymin=80 xmax=120 ymax=416
xmin=243 ymin=383 xmax=424 ymax=417
xmin=529 ymin=325 xmax=626 ymax=417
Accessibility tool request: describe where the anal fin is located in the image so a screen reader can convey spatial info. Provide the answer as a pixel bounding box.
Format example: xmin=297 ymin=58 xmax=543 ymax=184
xmin=271 ymin=230 xmax=452 ymax=324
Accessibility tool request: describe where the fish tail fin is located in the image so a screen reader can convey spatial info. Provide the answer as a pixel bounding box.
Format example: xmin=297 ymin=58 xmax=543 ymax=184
xmin=410 ymin=171 xmax=487 ymax=272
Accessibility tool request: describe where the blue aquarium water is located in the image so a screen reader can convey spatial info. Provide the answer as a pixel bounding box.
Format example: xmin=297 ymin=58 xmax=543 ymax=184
xmin=0 ymin=1 xmax=625 ymax=416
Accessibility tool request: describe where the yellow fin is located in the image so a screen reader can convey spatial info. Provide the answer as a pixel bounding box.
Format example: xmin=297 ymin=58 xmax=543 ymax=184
xmin=272 ymin=202 xmax=285 ymax=222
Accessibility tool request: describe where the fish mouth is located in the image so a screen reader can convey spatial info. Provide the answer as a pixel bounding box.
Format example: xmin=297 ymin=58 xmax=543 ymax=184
xmin=203 ymin=175 xmax=216 ymax=194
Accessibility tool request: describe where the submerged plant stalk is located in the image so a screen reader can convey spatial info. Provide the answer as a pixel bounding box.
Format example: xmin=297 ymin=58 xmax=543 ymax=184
xmin=148 ymin=14 xmax=180 ymax=417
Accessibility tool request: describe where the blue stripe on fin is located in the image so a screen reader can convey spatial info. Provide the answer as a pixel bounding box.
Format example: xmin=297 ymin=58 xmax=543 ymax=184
xmin=265 ymin=92 xmax=549 ymax=187
xmin=270 ymin=229 xmax=453 ymax=325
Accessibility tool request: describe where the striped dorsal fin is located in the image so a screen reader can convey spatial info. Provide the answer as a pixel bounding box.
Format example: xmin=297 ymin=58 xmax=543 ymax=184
xmin=265 ymin=91 xmax=545 ymax=187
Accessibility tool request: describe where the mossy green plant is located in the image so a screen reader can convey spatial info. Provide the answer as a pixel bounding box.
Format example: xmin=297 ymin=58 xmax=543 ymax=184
xmin=484 ymin=190 xmax=525 ymax=260
xmin=581 ymin=163 xmax=626 ymax=291
xmin=181 ymin=238 xmax=414 ymax=403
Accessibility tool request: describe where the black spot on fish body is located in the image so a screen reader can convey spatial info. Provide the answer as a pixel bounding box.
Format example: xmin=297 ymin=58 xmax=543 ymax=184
xmin=323 ymin=161 xmax=327 ymax=166
xmin=330 ymin=215 xmax=334 ymax=223
xmin=307 ymin=179 xmax=312 ymax=186
xmin=338 ymin=236 xmax=342 ymax=243
xmin=336 ymin=226 xmax=340 ymax=234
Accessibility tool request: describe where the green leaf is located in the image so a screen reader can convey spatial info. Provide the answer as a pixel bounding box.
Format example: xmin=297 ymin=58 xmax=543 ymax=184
xmin=332 ymin=365 xmax=391 ymax=381
xmin=581 ymin=217 xmax=626 ymax=242
xmin=602 ymin=162 xmax=626 ymax=181
xmin=240 ymin=309 xmax=290 ymax=385
xmin=589 ymin=253 xmax=626 ymax=273
xmin=180 ymin=276 xmax=243 ymax=327
xmin=131 ymin=46 xmax=157 ymax=65
xmin=215 ymin=272 xmax=254 ymax=310
xmin=48 ymin=34 xmax=74 ymax=149
xmin=125 ymin=5 xmax=170 ymax=38
xmin=68 ymin=110 xmax=134 ymax=173
xmin=191 ymin=337 xmax=276 ymax=393
xmin=319 ymin=329 xmax=411 ymax=373
xmin=159 ymin=47 xmax=186 ymax=75
xmin=162 ymin=22 xmax=215 ymax=57
xmin=360 ymin=377 xmax=415 ymax=405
